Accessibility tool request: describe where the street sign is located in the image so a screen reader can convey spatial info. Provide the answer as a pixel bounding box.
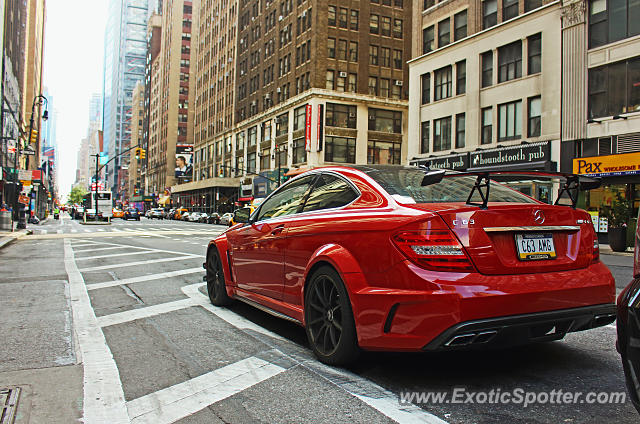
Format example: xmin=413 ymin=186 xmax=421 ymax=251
xmin=18 ymin=170 xmax=32 ymax=181
xmin=18 ymin=195 xmax=29 ymax=205
xmin=22 ymin=145 xmax=36 ymax=156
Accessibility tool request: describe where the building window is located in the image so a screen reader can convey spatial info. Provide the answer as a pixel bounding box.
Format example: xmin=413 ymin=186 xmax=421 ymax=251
xmin=498 ymin=41 xmax=522 ymax=83
xmin=456 ymin=60 xmax=466 ymax=95
xmin=350 ymin=10 xmax=359 ymax=30
xmin=421 ymin=121 xmax=430 ymax=153
xmin=368 ymin=76 xmax=378 ymax=95
xmin=293 ymin=138 xmax=307 ymax=163
xmin=381 ymin=16 xmax=391 ymax=37
xmin=588 ymin=57 xmax=640 ymax=118
xmin=326 ymin=70 xmax=335 ymax=89
xmin=498 ymin=100 xmax=522 ymax=141
xmin=294 ymin=105 xmax=307 ymax=130
xmin=421 ymin=73 xmax=431 ymax=104
xmin=434 ymin=66 xmax=452 ymax=101
xmin=337 ymin=73 xmax=346 ymax=91
xmin=423 ymin=26 xmax=434 ymax=54
xmin=370 ymin=14 xmax=379 ymax=34
xmin=326 ymin=103 xmax=357 ymax=128
xmin=348 ymin=73 xmax=357 ymax=92
xmin=503 ymin=0 xmax=519 ymax=20
xmin=325 ymin=136 xmax=356 ymax=163
xmin=247 ymin=152 xmax=256 ymax=174
xmin=588 ymin=0 xmax=640 ymax=49
xmin=327 ymin=38 xmax=336 ymax=58
xmin=393 ymin=49 xmax=403 ymax=69
xmin=368 ymin=140 xmax=401 ymax=164
xmin=528 ymin=33 xmax=541 ymax=75
xmin=423 ymin=0 xmax=435 ymax=9
xmin=438 ymin=18 xmax=450 ymax=47
xmin=393 ymin=19 xmax=403 ymax=38
xmin=483 ymin=0 xmax=498 ymax=29
xmin=338 ymin=7 xmax=348 ymax=28
xmin=380 ymin=78 xmax=390 ymax=97
xmin=525 ymin=0 xmax=542 ymax=12
xmin=337 ymin=39 xmax=347 ymax=60
xmin=455 ymin=113 xmax=465 ymax=148
xmin=369 ymin=45 xmax=379 ymax=65
xmin=248 ymin=126 xmax=257 ymax=146
xmin=276 ymin=112 xmax=289 ymax=136
xmin=349 ymin=41 xmax=358 ymax=62
xmin=368 ymin=108 xmax=402 ymax=133
xmin=381 ymin=47 xmax=391 ymax=67
xmin=260 ymin=148 xmax=271 ymax=170
xmin=454 ymin=10 xmax=467 ymax=41
xmin=528 ymin=96 xmax=541 ymax=137
xmin=482 ymin=51 xmax=493 ymax=87
xmin=433 ymin=116 xmax=452 ymax=152
xmin=328 ymin=5 xmax=336 ymax=26
xmin=482 ymin=107 xmax=493 ymax=144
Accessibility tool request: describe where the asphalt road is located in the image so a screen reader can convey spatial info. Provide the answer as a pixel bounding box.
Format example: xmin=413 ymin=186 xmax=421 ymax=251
xmin=1 ymin=214 xmax=637 ymax=423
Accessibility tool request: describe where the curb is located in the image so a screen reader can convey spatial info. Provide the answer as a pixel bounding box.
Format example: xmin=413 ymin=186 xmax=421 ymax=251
xmin=0 ymin=229 xmax=33 ymax=250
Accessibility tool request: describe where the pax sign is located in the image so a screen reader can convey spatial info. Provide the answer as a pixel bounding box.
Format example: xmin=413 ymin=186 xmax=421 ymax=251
xmin=573 ymin=152 xmax=640 ymax=177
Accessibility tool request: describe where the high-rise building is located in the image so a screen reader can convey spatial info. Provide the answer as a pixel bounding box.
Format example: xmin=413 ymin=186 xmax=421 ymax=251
xmin=146 ymin=0 xmax=194 ymax=198
xmin=408 ymin=0 xmax=561 ymax=203
xmin=102 ymin=0 xmax=158 ymax=201
xmin=127 ymin=82 xmax=145 ymax=202
xmin=173 ymin=0 xmax=412 ymax=211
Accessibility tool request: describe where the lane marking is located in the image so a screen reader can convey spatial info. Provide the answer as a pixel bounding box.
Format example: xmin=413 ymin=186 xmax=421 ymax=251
xmin=97 ymin=299 xmax=197 ymax=327
xmin=74 ymin=245 xmax=152 ymax=254
xmin=181 ymin=283 xmax=447 ymax=424
xmin=86 ymin=267 xmax=204 ymax=291
xmin=63 ymin=239 xmax=129 ymax=424
xmin=57 ymin=229 xmax=63 ymax=234
xmin=78 ymin=255 xmax=203 ymax=272
xmin=75 ymin=250 xmax=159 ymax=261
xmin=126 ymin=356 xmax=285 ymax=424
xmin=71 ymin=229 xmax=78 ymax=233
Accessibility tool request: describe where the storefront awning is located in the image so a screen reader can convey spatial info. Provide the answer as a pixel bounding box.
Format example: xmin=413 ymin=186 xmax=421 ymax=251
xmin=237 ymin=196 xmax=254 ymax=202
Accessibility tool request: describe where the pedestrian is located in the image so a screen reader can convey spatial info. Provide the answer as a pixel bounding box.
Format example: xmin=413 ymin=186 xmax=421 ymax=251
xmin=0 ymin=203 xmax=7 ymax=211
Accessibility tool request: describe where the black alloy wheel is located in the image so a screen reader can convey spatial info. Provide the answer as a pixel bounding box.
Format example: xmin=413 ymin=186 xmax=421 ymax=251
xmin=206 ymin=248 xmax=233 ymax=306
xmin=305 ymin=266 xmax=359 ymax=365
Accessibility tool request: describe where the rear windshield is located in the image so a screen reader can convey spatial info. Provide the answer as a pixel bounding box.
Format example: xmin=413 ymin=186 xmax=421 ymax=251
xmin=358 ymin=167 xmax=537 ymax=204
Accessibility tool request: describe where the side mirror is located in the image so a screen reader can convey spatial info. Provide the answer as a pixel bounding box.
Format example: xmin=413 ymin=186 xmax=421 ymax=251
xmin=234 ymin=207 xmax=251 ymax=224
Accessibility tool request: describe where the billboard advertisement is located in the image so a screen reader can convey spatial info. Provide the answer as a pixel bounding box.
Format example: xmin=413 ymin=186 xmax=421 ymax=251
xmin=175 ymin=144 xmax=194 ymax=180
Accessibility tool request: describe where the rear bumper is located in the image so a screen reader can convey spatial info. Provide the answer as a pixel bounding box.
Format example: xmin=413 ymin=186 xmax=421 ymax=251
xmin=423 ymin=303 xmax=616 ymax=351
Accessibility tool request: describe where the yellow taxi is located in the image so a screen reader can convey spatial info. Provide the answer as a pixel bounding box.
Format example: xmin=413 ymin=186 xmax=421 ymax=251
xmin=112 ymin=208 xmax=124 ymax=218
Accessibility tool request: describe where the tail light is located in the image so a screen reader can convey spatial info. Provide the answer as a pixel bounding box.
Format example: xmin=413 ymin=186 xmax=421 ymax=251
xmin=592 ymin=237 xmax=599 ymax=263
xmin=392 ymin=219 xmax=475 ymax=272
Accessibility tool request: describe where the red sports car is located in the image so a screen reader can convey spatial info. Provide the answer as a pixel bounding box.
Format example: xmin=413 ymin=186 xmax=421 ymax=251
xmin=205 ymin=165 xmax=616 ymax=365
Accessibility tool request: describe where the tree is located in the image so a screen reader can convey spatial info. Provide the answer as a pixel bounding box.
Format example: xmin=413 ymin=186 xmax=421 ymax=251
xmin=68 ymin=185 xmax=87 ymax=205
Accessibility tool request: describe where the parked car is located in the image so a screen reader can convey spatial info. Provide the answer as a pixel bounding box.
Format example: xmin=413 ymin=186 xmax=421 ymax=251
xmin=219 ymin=212 xmax=234 ymax=226
xmin=112 ymin=208 xmax=124 ymax=219
xmin=73 ymin=206 xmax=85 ymax=220
xmin=173 ymin=208 xmax=188 ymax=220
xmin=124 ymin=208 xmax=141 ymax=221
xmin=188 ymin=212 xmax=202 ymax=222
xmin=198 ymin=213 xmax=211 ymax=223
xmin=144 ymin=209 xmax=153 ymax=218
xmin=207 ymin=212 xmax=221 ymax=224
xmin=164 ymin=208 xmax=176 ymax=219
xmin=85 ymin=208 xmax=102 ymax=220
xmin=617 ymin=207 xmax=640 ymax=414
xmin=204 ymin=165 xmax=616 ymax=365
xmin=181 ymin=212 xmax=191 ymax=221
xmin=149 ymin=208 xmax=165 ymax=219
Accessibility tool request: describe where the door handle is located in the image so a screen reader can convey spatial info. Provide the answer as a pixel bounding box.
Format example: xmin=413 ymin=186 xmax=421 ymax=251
xmin=271 ymin=225 xmax=285 ymax=235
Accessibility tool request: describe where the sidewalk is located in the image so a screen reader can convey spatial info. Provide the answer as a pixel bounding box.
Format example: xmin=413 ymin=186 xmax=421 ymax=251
xmin=599 ymin=243 xmax=634 ymax=258
xmin=0 ymin=226 xmax=32 ymax=250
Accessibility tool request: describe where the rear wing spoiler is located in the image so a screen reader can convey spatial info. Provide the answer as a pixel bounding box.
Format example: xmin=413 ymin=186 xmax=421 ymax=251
xmin=440 ymin=170 xmax=600 ymax=210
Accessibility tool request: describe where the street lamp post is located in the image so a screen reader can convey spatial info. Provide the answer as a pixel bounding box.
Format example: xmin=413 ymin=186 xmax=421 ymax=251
xmin=22 ymin=94 xmax=48 ymax=227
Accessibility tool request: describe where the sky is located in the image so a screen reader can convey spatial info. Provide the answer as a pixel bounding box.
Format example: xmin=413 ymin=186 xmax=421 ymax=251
xmin=43 ymin=0 xmax=108 ymax=198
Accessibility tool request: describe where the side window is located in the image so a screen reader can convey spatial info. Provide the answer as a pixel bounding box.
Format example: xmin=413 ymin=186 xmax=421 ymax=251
xmin=256 ymin=175 xmax=315 ymax=221
xmin=302 ymin=173 xmax=358 ymax=212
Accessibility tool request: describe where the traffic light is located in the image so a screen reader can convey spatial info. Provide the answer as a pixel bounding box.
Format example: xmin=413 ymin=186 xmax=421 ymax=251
xmin=134 ymin=147 xmax=141 ymax=159
xmin=30 ymin=129 xmax=38 ymax=144
xmin=140 ymin=149 xmax=146 ymax=159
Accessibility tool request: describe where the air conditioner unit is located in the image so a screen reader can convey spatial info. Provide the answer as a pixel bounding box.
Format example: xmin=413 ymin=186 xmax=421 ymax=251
xmin=251 ymin=100 xmax=257 ymax=106
xmin=339 ymin=71 xmax=347 ymax=78
xmin=302 ymin=10 xmax=306 ymax=17
xmin=277 ymin=87 xmax=282 ymax=93
xmin=265 ymin=93 xmax=270 ymax=100
xmin=279 ymin=15 xmax=283 ymax=21
xmin=395 ymin=80 xmax=403 ymax=86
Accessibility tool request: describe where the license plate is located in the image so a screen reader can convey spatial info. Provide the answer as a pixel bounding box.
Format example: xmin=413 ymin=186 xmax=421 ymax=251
xmin=515 ymin=233 xmax=556 ymax=261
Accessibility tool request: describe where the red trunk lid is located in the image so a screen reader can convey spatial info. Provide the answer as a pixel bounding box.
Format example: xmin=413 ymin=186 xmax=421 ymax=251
xmin=404 ymin=203 xmax=596 ymax=275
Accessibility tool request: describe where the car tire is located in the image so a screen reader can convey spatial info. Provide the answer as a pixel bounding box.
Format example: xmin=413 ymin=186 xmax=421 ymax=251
xmin=206 ymin=247 xmax=233 ymax=306
xmin=304 ymin=265 xmax=359 ymax=365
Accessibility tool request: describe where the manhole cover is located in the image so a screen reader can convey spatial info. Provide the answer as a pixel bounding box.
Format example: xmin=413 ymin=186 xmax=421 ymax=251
xmin=0 ymin=387 xmax=21 ymax=424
